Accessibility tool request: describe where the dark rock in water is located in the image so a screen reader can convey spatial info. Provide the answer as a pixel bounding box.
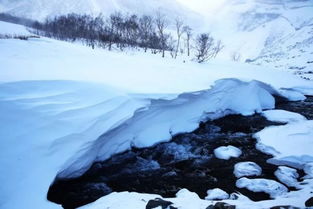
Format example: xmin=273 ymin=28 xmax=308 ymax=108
xmin=270 ymin=206 xmax=300 ymax=209
xmin=47 ymin=98 xmax=313 ymax=208
xmin=146 ymin=198 xmax=175 ymax=209
xmin=276 ymin=96 xmax=313 ymax=120
xmin=206 ymin=202 xmax=236 ymax=209
xmin=305 ymin=197 xmax=313 ymax=207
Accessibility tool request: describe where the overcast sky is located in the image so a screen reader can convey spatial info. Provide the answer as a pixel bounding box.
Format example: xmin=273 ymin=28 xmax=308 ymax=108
xmin=177 ymin=0 xmax=226 ymax=14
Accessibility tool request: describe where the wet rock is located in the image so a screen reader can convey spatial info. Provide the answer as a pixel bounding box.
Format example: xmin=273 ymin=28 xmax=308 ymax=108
xmin=305 ymin=197 xmax=313 ymax=207
xmin=206 ymin=202 xmax=236 ymax=209
xmin=146 ymin=198 xmax=175 ymax=209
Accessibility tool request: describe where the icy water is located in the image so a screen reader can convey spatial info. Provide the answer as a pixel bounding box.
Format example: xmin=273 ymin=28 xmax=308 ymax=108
xmin=48 ymin=97 xmax=313 ymax=209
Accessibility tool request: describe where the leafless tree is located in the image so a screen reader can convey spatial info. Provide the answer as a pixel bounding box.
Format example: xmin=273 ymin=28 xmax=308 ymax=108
xmin=195 ymin=33 xmax=215 ymax=63
xmin=155 ymin=11 xmax=168 ymax=58
xmin=139 ymin=15 xmax=154 ymax=52
xmin=183 ymin=25 xmax=192 ymax=56
xmin=174 ymin=17 xmax=184 ymax=59
xmin=231 ymin=52 xmax=241 ymax=62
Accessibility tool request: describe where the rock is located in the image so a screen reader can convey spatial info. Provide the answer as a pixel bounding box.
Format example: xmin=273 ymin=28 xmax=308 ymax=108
xmin=270 ymin=206 xmax=300 ymax=209
xmin=206 ymin=202 xmax=236 ymax=209
xmin=274 ymin=166 xmax=299 ymax=188
xmin=146 ymin=198 xmax=174 ymax=209
xmin=305 ymin=197 xmax=313 ymax=207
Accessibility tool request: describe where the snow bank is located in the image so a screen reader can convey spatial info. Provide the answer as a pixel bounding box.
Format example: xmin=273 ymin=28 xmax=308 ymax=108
xmin=262 ymin=109 xmax=307 ymax=123
xmin=58 ymin=79 xmax=279 ymax=178
xmin=236 ymin=178 xmax=288 ymax=198
xmin=255 ymin=120 xmax=313 ymax=168
xmin=0 ymin=80 xmax=149 ymax=209
xmin=205 ymin=188 xmax=229 ymax=200
xmin=233 ymin=162 xmax=262 ymax=178
xmin=274 ymin=166 xmax=300 ymax=188
xmin=214 ymin=145 xmax=242 ymax=160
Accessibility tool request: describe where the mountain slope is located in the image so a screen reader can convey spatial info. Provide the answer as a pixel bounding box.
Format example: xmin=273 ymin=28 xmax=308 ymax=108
xmin=0 ymin=0 xmax=201 ymax=25
xmin=205 ymin=0 xmax=313 ymax=78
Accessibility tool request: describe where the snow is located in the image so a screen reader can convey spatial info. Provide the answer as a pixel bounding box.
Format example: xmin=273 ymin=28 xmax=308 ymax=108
xmin=1 ymin=20 xmax=313 ymax=209
xmin=274 ymin=166 xmax=300 ymax=188
xmin=303 ymin=162 xmax=313 ymax=178
xmin=262 ymin=109 xmax=307 ymax=123
xmin=255 ymin=120 xmax=313 ymax=168
xmin=0 ymin=20 xmax=31 ymax=36
xmin=213 ymin=145 xmax=242 ymax=160
xmin=236 ymin=178 xmax=288 ymax=198
xmin=205 ymin=188 xmax=229 ymax=200
xmin=233 ymin=162 xmax=262 ymax=178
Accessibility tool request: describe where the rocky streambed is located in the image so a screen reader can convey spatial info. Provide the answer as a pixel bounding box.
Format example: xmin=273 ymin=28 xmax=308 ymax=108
xmin=47 ymin=97 xmax=313 ymax=209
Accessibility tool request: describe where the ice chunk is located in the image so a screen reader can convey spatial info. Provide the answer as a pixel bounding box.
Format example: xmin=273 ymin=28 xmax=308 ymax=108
xmin=236 ymin=178 xmax=288 ymax=198
xmin=262 ymin=109 xmax=306 ymax=123
xmin=214 ymin=145 xmax=242 ymax=160
xmin=274 ymin=166 xmax=299 ymax=188
xmin=205 ymin=188 xmax=229 ymax=200
xmin=234 ymin=162 xmax=262 ymax=178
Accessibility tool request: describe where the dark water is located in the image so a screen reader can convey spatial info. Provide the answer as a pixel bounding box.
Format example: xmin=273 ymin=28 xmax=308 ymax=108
xmin=47 ymin=97 xmax=313 ymax=209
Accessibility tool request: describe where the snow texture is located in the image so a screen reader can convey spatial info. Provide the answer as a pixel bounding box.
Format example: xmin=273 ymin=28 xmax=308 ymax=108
xmin=236 ymin=177 xmax=288 ymax=198
xmin=274 ymin=166 xmax=300 ymax=188
xmin=233 ymin=162 xmax=262 ymax=178
xmin=205 ymin=188 xmax=229 ymax=200
xmin=255 ymin=120 xmax=313 ymax=168
xmin=214 ymin=145 xmax=242 ymax=160
xmin=262 ymin=109 xmax=307 ymax=123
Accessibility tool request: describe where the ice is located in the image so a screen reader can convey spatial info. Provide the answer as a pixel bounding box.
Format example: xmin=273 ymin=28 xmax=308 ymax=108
xmin=262 ymin=109 xmax=307 ymax=123
xmin=214 ymin=145 xmax=242 ymax=160
xmin=274 ymin=166 xmax=300 ymax=188
xmin=233 ymin=162 xmax=262 ymax=178
xmin=205 ymin=188 xmax=229 ymax=200
xmin=236 ymin=178 xmax=288 ymax=198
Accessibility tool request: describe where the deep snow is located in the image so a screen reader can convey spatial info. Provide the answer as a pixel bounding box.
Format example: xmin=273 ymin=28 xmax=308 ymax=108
xmin=1 ymin=20 xmax=313 ymax=209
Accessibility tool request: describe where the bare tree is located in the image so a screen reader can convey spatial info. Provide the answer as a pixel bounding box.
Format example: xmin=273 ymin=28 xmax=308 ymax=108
xmin=195 ymin=33 xmax=215 ymax=63
xmin=174 ymin=17 xmax=184 ymax=59
xmin=212 ymin=40 xmax=224 ymax=58
xmin=155 ymin=11 xmax=168 ymax=58
xmin=231 ymin=52 xmax=241 ymax=62
xmin=183 ymin=26 xmax=192 ymax=56
xmin=139 ymin=15 xmax=153 ymax=52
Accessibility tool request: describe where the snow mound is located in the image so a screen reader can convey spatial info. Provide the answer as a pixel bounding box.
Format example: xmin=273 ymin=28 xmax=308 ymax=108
xmin=214 ymin=145 xmax=242 ymax=160
xmin=236 ymin=178 xmax=288 ymax=198
xmin=274 ymin=166 xmax=300 ymax=188
xmin=262 ymin=109 xmax=307 ymax=123
xmin=176 ymin=189 xmax=200 ymax=200
xmin=255 ymin=120 xmax=313 ymax=168
xmin=233 ymin=162 xmax=262 ymax=178
xmin=205 ymin=188 xmax=229 ymax=200
xmin=58 ymin=79 xmax=279 ymax=178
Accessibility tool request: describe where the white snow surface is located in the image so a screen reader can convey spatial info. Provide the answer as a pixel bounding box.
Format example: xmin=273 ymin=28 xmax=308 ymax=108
xmin=274 ymin=166 xmax=300 ymax=188
xmin=205 ymin=188 xmax=229 ymax=200
xmin=236 ymin=177 xmax=288 ymax=198
xmin=0 ymin=20 xmax=31 ymax=35
xmin=255 ymin=120 xmax=313 ymax=168
xmin=262 ymin=109 xmax=307 ymax=123
xmin=213 ymin=145 xmax=242 ymax=160
xmin=1 ymin=22 xmax=313 ymax=209
xmin=233 ymin=162 xmax=262 ymax=178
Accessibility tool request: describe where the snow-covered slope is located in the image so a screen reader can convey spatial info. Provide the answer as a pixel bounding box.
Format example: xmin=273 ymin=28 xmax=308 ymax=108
xmin=206 ymin=0 xmax=313 ymax=78
xmin=0 ymin=0 xmax=201 ymax=25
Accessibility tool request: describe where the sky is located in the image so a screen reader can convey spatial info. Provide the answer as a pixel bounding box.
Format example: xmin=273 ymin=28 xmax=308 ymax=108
xmin=177 ymin=0 xmax=226 ymax=14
